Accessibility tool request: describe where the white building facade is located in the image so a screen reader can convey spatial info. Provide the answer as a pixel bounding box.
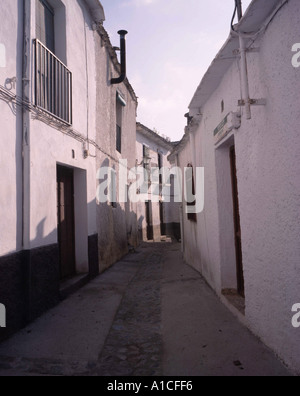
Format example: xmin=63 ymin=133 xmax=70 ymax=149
xmin=0 ymin=0 xmax=138 ymax=340
xmin=170 ymin=0 xmax=300 ymax=374
xmin=136 ymin=123 xmax=180 ymax=243
xmin=94 ymin=25 xmax=139 ymax=271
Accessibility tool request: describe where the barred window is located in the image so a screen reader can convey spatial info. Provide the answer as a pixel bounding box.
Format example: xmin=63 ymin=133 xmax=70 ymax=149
xmin=34 ymin=0 xmax=71 ymax=124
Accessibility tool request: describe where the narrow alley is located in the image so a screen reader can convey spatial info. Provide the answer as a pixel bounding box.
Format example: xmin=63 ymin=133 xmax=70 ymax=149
xmin=0 ymin=242 xmax=291 ymax=377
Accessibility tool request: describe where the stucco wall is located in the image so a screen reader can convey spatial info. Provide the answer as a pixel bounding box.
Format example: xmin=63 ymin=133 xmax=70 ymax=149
xmin=238 ymin=0 xmax=300 ymax=373
xmin=136 ymin=129 xmax=180 ymax=242
xmin=0 ymin=0 xmax=140 ymax=337
xmin=0 ymin=0 xmax=23 ymax=256
xmin=25 ymin=0 xmax=99 ymax=275
xmin=178 ymin=0 xmax=300 ymax=373
xmin=95 ymin=29 xmax=138 ymax=271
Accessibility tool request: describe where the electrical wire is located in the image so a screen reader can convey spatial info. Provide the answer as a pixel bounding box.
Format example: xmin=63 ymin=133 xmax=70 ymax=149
xmin=231 ymin=0 xmax=289 ymax=40
xmin=0 ymin=84 xmax=133 ymax=172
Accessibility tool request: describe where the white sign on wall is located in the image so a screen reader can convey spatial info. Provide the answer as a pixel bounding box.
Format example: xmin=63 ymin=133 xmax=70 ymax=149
xmin=0 ymin=44 xmax=6 ymax=68
xmin=214 ymin=112 xmax=241 ymax=145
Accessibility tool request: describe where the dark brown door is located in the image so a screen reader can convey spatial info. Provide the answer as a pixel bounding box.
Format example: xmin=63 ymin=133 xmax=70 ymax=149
xmin=230 ymin=146 xmax=245 ymax=297
xmin=145 ymin=201 xmax=154 ymax=241
xmin=57 ymin=166 xmax=76 ymax=280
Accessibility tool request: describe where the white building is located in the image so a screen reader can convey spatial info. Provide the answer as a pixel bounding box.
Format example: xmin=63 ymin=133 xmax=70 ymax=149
xmin=169 ymin=0 xmax=300 ymax=374
xmin=136 ymin=123 xmax=180 ymax=242
xmin=0 ymin=0 xmax=138 ymax=340
xmin=94 ymin=25 xmax=139 ymax=270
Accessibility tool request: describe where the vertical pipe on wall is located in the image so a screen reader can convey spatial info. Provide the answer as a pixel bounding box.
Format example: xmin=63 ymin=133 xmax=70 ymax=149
xmin=239 ymin=35 xmax=251 ymax=120
xmin=232 ymin=1 xmax=251 ymax=120
xmin=22 ymin=0 xmax=31 ymax=249
xmin=236 ymin=0 xmax=243 ymax=21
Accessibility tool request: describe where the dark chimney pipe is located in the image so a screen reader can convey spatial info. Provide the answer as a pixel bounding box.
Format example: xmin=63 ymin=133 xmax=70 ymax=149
xmin=111 ymin=30 xmax=128 ymax=85
xmin=236 ymin=0 xmax=243 ymax=21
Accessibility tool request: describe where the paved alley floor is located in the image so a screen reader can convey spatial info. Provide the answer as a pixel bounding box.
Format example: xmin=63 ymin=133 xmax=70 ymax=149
xmin=0 ymin=242 xmax=291 ymax=376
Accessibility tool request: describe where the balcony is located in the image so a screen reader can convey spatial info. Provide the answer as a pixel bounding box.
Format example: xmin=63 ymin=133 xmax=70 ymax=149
xmin=34 ymin=39 xmax=72 ymax=125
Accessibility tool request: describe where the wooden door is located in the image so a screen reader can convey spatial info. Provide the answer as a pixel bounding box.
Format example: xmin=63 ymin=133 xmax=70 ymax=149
xmin=230 ymin=146 xmax=245 ymax=297
xmin=57 ymin=166 xmax=76 ymax=280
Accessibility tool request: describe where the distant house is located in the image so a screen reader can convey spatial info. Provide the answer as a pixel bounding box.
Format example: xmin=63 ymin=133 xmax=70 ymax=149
xmin=169 ymin=0 xmax=300 ymax=374
xmin=136 ymin=123 xmax=180 ymax=243
xmin=0 ymin=0 xmax=138 ymax=340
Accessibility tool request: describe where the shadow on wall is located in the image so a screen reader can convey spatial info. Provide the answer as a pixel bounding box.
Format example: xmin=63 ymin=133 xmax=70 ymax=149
xmin=96 ymin=158 xmax=141 ymax=272
xmin=0 ymin=193 xmax=142 ymax=343
xmin=0 ymin=217 xmax=60 ymax=343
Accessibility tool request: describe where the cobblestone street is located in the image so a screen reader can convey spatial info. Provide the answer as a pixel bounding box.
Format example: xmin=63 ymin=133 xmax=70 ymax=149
xmin=0 ymin=242 xmax=291 ymax=376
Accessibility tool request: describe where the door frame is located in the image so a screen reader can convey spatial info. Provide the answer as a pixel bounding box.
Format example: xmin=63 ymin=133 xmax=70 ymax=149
xmin=145 ymin=201 xmax=154 ymax=241
xmin=57 ymin=165 xmax=76 ymax=280
xmin=230 ymin=145 xmax=245 ymax=297
xmin=159 ymin=201 xmax=166 ymax=236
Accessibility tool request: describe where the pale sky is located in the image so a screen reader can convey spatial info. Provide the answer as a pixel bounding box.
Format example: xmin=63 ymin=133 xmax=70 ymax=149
xmin=101 ymin=0 xmax=252 ymax=141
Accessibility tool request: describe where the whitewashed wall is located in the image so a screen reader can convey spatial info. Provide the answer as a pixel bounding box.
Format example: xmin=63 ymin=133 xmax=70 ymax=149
xmin=26 ymin=0 xmax=99 ymax=272
xmin=136 ymin=128 xmax=180 ymax=242
xmin=0 ymin=0 xmax=23 ymax=256
xmin=178 ymin=0 xmax=300 ymax=374
xmin=94 ymin=26 xmax=138 ymax=270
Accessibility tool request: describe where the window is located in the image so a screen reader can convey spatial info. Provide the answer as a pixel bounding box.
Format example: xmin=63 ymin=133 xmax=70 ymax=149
xmin=143 ymin=145 xmax=149 ymax=160
xmin=186 ymin=164 xmax=197 ymax=222
xmin=116 ymin=93 xmax=124 ymax=153
xmin=34 ymin=0 xmax=71 ymax=124
xmin=143 ymin=145 xmax=151 ymax=182
xmin=36 ymin=0 xmax=67 ymax=63
xmin=36 ymin=0 xmax=55 ymax=53
xmin=158 ymin=152 xmax=163 ymax=185
xmin=116 ymin=125 xmax=122 ymax=153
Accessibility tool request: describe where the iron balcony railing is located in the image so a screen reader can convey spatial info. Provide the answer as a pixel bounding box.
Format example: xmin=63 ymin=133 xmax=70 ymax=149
xmin=34 ymin=39 xmax=72 ymax=125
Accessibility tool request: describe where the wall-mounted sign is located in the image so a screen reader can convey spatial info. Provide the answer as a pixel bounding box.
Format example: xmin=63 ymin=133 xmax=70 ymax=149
xmin=0 ymin=44 xmax=6 ymax=68
xmin=214 ymin=112 xmax=241 ymax=145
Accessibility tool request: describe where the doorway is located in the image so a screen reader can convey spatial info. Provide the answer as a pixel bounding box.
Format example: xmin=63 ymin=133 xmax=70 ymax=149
xmin=145 ymin=201 xmax=154 ymax=241
xmin=230 ymin=146 xmax=245 ymax=297
xmin=159 ymin=201 xmax=166 ymax=236
xmin=57 ymin=165 xmax=76 ymax=280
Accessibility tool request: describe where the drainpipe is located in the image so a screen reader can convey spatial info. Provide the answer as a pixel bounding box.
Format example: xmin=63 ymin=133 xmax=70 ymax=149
xmin=236 ymin=0 xmax=243 ymax=21
xmin=232 ymin=0 xmax=288 ymax=121
xmin=22 ymin=0 xmax=31 ymax=250
xmin=111 ymin=30 xmax=128 ymax=85
xmin=239 ymin=36 xmax=251 ymax=119
xmin=234 ymin=0 xmax=251 ymax=120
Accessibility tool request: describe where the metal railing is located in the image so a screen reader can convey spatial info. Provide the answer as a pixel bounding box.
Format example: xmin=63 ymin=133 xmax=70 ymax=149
xmin=34 ymin=39 xmax=72 ymax=125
